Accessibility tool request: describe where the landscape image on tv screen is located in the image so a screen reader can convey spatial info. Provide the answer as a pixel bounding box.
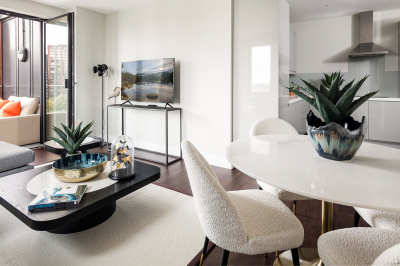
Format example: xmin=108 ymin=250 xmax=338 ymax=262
xmin=121 ymin=58 xmax=174 ymax=103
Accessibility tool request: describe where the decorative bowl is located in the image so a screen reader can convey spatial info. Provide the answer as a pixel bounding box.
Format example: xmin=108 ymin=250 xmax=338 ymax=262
xmin=52 ymin=153 xmax=108 ymax=182
xmin=306 ymin=111 xmax=367 ymax=161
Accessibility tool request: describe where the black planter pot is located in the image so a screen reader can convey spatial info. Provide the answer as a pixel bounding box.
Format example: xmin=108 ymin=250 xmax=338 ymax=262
xmin=306 ymin=111 xmax=367 ymax=161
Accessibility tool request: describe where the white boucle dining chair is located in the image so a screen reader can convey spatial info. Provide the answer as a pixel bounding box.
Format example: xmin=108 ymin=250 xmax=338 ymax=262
xmin=353 ymin=207 xmax=400 ymax=230
xmin=182 ymin=140 xmax=304 ymax=265
xmin=250 ymin=118 xmax=310 ymax=209
xmin=317 ymin=227 xmax=400 ymax=266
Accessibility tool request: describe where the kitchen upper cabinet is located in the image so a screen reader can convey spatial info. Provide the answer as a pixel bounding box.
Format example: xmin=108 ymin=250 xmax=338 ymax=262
xmin=289 ymin=29 xmax=297 ymax=74
xmin=369 ymin=101 xmax=400 ymax=143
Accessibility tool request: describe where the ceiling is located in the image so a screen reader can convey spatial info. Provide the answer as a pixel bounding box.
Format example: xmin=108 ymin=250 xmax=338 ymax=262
xmin=288 ymin=0 xmax=400 ymax=23
xmin=31 ymin=0 xmax=400 ymax=22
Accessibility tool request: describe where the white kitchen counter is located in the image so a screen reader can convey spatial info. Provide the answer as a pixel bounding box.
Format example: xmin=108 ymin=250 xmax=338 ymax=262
xmin=368 ymin=98 xmax=400 ymax=102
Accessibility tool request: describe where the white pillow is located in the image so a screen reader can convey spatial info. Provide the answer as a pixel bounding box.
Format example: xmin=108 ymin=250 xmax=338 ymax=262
xmin=19 ymin=97 xmax=40 ymax=116
xmin=8 ymin=96 xmax=20 ymax=102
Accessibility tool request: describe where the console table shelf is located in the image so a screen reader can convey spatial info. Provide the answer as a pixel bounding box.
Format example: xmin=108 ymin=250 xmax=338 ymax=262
xmin=107 ymin=104 xmax=182 ymax=165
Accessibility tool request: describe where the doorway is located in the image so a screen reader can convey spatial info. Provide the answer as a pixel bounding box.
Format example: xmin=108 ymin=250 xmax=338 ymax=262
xmin=0 ymin=10 xmax=74 ymax=145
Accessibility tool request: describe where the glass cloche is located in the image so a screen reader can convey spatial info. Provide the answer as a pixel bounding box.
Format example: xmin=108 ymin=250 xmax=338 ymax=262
xmin=109 ymin=135 xmax=135 ymax=180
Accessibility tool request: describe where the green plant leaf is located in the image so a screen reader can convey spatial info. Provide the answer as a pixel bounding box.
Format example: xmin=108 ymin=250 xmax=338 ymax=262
xmin=336 ymin=75 xmax=369 ymax=116
xmin=73 ymin=122 xmax=82 ymax=140
xmin=327 ymin=71 xmax=341 ymax=104
xmin=61 ymin=123 xmax=76 ymax=146
xmin=319 ymin=83 xmax=329 ymax=96
xmin=79 ymin=121 xmax=94 ymax=139
xmin=340 ymin=79 xmax=355 ymax=97
xmin=294 ymin=85 xmax=315 ymax=97
xmin=324 ymin=73 xmax=331 ymax=85
xmin=314 ymin=90 xmax=343 ymax=124
xmin=72 ymin=131 xmax=92 ymax=152
xmin=52 ymin=126 xmax=69 ymax=144
xmin=300 ymin=79 xmax=319 ymax=95
xmin=343 ymin=90 xmax=379 ymax=119
xmin=50 ymin=137 xmax=74 ymax=154
xmin=291 ymin=90 xmax=317 ymax=109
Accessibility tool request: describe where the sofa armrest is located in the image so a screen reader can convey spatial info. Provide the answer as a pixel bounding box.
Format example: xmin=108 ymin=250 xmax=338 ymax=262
xmin=0 ymin=114 xmax=40 ymax=145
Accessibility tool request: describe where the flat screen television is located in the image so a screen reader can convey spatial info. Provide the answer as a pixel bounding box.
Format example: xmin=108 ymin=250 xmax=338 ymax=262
xmin=121 ymin=58 xmax=175 ymax=103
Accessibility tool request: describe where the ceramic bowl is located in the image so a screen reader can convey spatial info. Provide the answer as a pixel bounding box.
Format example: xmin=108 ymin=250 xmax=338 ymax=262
xmin=306 ymin=111 xmax=367 ymax=161
xmin=52 ymin=153 xmax=108 ymax=182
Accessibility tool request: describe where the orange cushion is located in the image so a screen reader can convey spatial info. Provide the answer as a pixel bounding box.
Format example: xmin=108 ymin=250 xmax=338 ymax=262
xmin=0 ymin=99 xmax=9 ymax=109
xmin=0 ymin=101 xmax=21 ymax=117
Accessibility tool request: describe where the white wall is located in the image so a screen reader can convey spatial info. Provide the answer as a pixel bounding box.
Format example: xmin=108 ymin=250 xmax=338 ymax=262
xmin=291 ymin=9 xmax=400 ymax=73
xmin=0 ymin=0 xmax=65 ymax=18
xmin=105 ymin=0 xmax=232 ymax=168
xmin=73 ymin=7 xmax=106 ymax=137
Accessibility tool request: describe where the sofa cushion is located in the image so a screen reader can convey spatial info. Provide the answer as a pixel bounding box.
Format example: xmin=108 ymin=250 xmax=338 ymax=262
xmin=0 ymin=99 xmax=9 ymax=109
xmin=0 ymin=141 xmax=35 ymax=172
xmin=19 ymin=97 xmax=39 ymax=116
xmin=0 ymin=101 xmax=21 ymax=117
xmin=7 ymin=96 xmax=39 ymax=116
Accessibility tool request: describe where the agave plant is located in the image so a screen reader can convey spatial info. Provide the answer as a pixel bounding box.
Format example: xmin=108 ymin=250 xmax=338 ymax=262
xmin=50 ymin=121 xmax=93 ymax=155
xmin=291 ymin=71 xmax=378 ymax=125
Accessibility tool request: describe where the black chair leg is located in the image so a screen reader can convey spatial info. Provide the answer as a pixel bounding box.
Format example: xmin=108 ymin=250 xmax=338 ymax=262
xmin=291 ymin=248 xmax=300 ymax=266
xmin=199 ymin=236 xmax=209 ymax=266
xmin=353 ymin=210 xmax=360 ymax=227
xmin=221 ymin=249 xmax=230 ymax=266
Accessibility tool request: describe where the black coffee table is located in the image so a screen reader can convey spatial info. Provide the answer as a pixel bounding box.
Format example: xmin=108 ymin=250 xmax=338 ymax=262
xmin=0 ymin=161 xmax=160 ymax=234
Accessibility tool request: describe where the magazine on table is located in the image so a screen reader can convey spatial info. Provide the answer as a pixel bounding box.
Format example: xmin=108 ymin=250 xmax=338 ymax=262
xmin=28 ymin=185 xmax=88 ymax=212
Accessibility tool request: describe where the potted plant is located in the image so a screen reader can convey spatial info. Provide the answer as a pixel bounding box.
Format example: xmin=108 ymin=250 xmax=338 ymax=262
xmin=290 ymin=72 xmax=378 ymax=161
xmin=50 ymin=121 xmax=94 ymax=156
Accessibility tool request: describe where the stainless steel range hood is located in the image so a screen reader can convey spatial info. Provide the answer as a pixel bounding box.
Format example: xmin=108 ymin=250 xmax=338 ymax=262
xmin=349 ymin=11 xmax=388 ymax=57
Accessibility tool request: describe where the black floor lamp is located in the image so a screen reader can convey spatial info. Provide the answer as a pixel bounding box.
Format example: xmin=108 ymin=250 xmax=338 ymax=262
xmin=93 ymin=64 xmax=108 ymax=145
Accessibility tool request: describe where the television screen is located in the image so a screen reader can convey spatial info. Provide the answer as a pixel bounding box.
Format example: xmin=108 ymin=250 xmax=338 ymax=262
xmin=121 ymin=58 xmax=175 ymax=103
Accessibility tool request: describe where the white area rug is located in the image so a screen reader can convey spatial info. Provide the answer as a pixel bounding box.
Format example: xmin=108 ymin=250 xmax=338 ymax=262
xmin=0 ymin=184 xmax=204 ymax=265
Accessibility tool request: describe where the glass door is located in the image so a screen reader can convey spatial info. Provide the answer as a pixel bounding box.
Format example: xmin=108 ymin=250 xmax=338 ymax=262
xmin=42 ymin=13 xmax=74 ymax=142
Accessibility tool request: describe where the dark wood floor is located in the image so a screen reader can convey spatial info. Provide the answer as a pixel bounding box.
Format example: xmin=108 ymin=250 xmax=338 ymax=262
xmin=31 ymin=146 xmax=369 ymax=265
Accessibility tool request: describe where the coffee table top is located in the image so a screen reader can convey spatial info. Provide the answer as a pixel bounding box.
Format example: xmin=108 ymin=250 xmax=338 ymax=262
xmin=0 ymin=160 xmax=160 ymax=231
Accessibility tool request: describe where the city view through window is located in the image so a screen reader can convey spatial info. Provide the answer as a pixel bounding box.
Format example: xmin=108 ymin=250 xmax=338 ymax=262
xmin=46 ymin=23 xmax=68 ymax=113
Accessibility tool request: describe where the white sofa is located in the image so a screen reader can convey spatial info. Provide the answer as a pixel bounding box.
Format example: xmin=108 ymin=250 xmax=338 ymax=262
xmin=0 ymin=96 xmax=40 ymax=146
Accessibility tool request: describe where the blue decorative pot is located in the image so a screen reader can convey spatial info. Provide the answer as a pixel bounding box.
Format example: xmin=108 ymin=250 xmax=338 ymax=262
xmin=306 ymin=111 xmax=367 ymax=161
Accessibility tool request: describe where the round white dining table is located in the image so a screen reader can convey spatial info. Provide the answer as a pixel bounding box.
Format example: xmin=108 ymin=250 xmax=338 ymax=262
xmin=226 ymin=134 xmax=400 ymax=265
xmin=226 ymin=134 xmax=400 ymax=212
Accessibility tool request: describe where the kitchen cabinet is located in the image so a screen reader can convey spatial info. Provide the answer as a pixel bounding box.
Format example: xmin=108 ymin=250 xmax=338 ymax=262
xmin=289 ymin=100 xmax=304 ymax=133
xmin=369 ymin=101 xmax=400 ymax=143
xmin=279 ymin=104 xmax=290 ymax=123
xmin=289 ymin=29 xmax=297 ymax=74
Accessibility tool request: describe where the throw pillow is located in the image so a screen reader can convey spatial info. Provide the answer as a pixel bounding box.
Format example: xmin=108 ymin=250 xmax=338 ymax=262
xmin=0 ymin=99 xmax=9 ymax=109
xmin=19 ymin=97 xmax=40 ymax=115
xmin=0 ymin=101 xmax=21 ymax=117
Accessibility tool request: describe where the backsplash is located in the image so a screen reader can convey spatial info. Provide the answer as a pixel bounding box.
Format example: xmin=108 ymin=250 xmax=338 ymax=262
xmin=290 ymin=56 xmax=400 ymax=98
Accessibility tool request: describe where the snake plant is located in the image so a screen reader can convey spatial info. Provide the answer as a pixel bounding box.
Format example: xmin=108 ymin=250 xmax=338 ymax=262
xmin=50 ymin=121 xmax=93 ymax=155
xmin=290 ymin=72 xmax=378 ymax=125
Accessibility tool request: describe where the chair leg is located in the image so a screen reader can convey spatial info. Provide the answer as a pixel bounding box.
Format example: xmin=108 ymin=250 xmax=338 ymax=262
xmin=353 ymin=210 xmax=360 ymax=227
xmin=199 ymin=236 xmax=209 ymax=266
xmin=220 ymin=249 xmax=230 ymax=266
xmin=259 ymin=186 xmax=263 ymax=190
xmin=291 ymin=248 xmax=300 ymax=266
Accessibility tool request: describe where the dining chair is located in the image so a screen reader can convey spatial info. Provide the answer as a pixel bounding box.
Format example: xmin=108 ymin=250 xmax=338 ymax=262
xmin=353 ymin=207 xmax=400 ymax=230
xmin=182 ymin=140 xmax=304 ymax=265
xmin=372 ymin=242 xmax=400 ymax=265
xmin=317 ymin=227 xmax=400 ymax=266
xmin=250 ymin=118 xmax=310 ymax=212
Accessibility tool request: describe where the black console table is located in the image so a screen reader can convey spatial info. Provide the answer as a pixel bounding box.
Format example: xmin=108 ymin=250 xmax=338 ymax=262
xmin=107 ymin=104 xmax=182 ymax=165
